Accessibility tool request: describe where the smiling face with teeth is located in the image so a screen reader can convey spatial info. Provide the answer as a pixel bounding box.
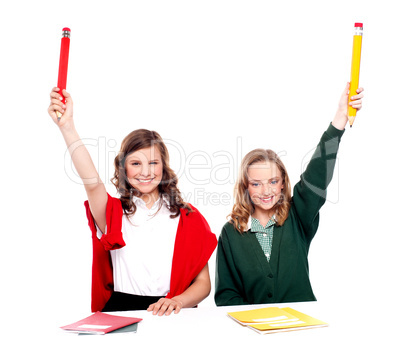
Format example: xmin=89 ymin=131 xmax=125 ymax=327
xmin=125 ymin=146 xmax=163 ymax=206
xmin=247 ymin=161 xmax=284 ymax=223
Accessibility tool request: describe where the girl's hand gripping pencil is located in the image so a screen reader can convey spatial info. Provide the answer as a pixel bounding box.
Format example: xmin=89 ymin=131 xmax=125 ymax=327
xmin=56 ymin=27 xmax=71 ymax=122
xmin=348 ymin=23 xmax=363 ymax=127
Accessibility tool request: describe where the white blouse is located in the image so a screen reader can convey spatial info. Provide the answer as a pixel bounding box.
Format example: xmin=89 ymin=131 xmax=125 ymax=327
xmin=97 ymin=196 xmax=180 ymax=296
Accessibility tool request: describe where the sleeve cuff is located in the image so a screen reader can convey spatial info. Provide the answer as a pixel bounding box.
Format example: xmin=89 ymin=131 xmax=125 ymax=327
xmin=327 ymin=122 xmax=345 ymax=138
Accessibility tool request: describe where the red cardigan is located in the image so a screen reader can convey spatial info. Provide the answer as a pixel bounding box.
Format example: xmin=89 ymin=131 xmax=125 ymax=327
xmin=85 ymin=195 xmax=217 ymax=312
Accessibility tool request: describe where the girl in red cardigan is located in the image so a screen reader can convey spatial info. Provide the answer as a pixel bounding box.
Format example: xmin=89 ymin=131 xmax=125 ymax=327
xmin=48 ymin=87 xmax=217 ymax=315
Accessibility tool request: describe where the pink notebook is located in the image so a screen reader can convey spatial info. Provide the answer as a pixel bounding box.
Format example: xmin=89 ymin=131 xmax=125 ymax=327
xmin=61 ymin=311 xmax=142 ymax=334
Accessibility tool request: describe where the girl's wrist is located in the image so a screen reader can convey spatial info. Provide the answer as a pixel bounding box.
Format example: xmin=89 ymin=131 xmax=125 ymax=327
xmin=171 ymin=296 xmax=184 ymax=308
xmin=59 ymin=122 xmax=79 ymax=142
xmin=59 ymin=120 xmax=75 ymax=133
xmin=332 ymin=110 xmax=348 ymax=130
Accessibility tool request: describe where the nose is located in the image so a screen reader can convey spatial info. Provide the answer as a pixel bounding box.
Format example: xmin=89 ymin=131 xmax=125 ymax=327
xmin=262 ymin=183 xmax=271 ymax=195
xmin=140 ymin=163 xmax=151 ymax=177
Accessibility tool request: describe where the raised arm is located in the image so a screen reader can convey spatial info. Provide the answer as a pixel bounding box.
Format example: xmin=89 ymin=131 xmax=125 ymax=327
xmin=48 ymin=87 xmax=108 ymax=233
xmin=292 ymin=83 xmax=364 ymax=239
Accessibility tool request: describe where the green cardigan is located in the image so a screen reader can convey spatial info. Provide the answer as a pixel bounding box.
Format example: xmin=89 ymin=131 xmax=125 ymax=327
xmin=215 ymin=124 xmax=344 ymax=306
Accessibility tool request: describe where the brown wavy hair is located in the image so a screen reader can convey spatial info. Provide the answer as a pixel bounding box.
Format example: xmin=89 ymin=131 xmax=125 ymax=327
xmin=229 ymin=149 xmax=291 ymax=233
xmin=111 ymin=129 xmax=192 ymax=218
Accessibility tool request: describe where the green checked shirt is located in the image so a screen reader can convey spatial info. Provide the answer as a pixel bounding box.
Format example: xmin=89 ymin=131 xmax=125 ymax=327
xmin=250 ymin=216 xmax=276 ymax=262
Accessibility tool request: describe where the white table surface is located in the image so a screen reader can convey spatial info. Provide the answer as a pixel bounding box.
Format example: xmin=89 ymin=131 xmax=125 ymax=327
xmin=11 ymin=300 xmax=398 ymax=339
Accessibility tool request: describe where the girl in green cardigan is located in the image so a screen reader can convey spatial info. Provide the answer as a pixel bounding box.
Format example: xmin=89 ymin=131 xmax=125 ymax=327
xmin=215 ymin=83 xmax=364 ymax=306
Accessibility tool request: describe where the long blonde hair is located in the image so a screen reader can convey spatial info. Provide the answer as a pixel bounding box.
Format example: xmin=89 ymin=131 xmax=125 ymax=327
xmin=229 ymin=149 xmax=291 ymax=232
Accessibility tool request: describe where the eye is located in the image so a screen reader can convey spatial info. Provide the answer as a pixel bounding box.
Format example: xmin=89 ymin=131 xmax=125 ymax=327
xmin=250 ymin=182 xmax=260 ymax=187
xmin=130 ymin=162 xmax=141 ymax=166
xmin=270 ymin=180 xmax=278 ymax=185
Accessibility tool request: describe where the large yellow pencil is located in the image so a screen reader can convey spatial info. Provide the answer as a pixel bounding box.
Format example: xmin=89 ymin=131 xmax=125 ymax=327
xmin=348 ymin=22 xmax=363 ymax=127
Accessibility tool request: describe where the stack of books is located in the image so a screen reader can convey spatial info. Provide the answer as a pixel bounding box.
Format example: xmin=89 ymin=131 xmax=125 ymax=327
xmin=228 ymin=307 xmax=328 ymax=334
xmin=60 ymin=311 xmax=142 ymax=335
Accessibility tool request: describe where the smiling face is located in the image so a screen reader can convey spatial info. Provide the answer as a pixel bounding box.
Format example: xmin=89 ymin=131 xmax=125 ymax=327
xmin=125 ymin=146 xmax=163 ymax=205
xmin=247 ymin=161 xmax=284 ymax=219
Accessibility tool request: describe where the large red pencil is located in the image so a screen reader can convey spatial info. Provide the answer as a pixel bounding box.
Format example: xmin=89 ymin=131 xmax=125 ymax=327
xmin=56 ymin=27 xmax=71 ymax=121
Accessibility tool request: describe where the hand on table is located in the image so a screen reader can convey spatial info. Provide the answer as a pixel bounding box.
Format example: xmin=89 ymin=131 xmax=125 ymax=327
xmin=147 ymin=297 xmax=184 ymax=316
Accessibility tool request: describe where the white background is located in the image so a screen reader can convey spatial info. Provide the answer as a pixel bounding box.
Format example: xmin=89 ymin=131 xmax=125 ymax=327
xmin=1 ymin=0 xmax=401 ymax=338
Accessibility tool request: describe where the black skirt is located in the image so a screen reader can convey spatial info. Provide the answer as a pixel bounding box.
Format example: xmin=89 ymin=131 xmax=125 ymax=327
xmin=102 ymin=292 xmax=165 ymax=312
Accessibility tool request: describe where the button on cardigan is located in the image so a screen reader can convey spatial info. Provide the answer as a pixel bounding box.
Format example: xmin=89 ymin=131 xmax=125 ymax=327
xmin=215 ymin=123 xmax=344 ymax=306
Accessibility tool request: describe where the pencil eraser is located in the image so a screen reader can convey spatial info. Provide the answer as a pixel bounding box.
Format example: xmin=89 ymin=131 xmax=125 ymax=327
xmin=354 ymin=23 xmax=363 ymax=28
xmin=62 ymin=27 xmax=71 ymax=31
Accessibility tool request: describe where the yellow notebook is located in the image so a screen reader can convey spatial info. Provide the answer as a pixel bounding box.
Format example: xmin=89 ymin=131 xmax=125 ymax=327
xmin=228 ymin=307 xmax=328 ymax=334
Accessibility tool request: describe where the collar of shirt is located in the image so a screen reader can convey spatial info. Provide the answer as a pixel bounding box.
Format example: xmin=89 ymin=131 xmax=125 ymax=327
xmin=132 ymin=195 xmax=170 ymax=212
xmin=249 ymin=215 xmax=276 ymax=233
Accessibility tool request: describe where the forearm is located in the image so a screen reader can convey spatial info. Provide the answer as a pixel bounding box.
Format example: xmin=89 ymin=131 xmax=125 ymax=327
xmin=60 ymin=123 xmax=103 ymax=191
xmin=292 ymin=124 xmax=344 ymax=235
xmin=215 ymin=275 xmax=247 ymax=306
xmin=215 ymin=290 xmax=247 ymax=306
xmin=148 ymin=264 xmax=211 ymax=316
xmin=331 ymin=109 xmax=348 ymax=130
xmin=172 ymin=268 xmax=211 ymax=308
xmin=301 ymin=123 xmax=344 ymax=191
